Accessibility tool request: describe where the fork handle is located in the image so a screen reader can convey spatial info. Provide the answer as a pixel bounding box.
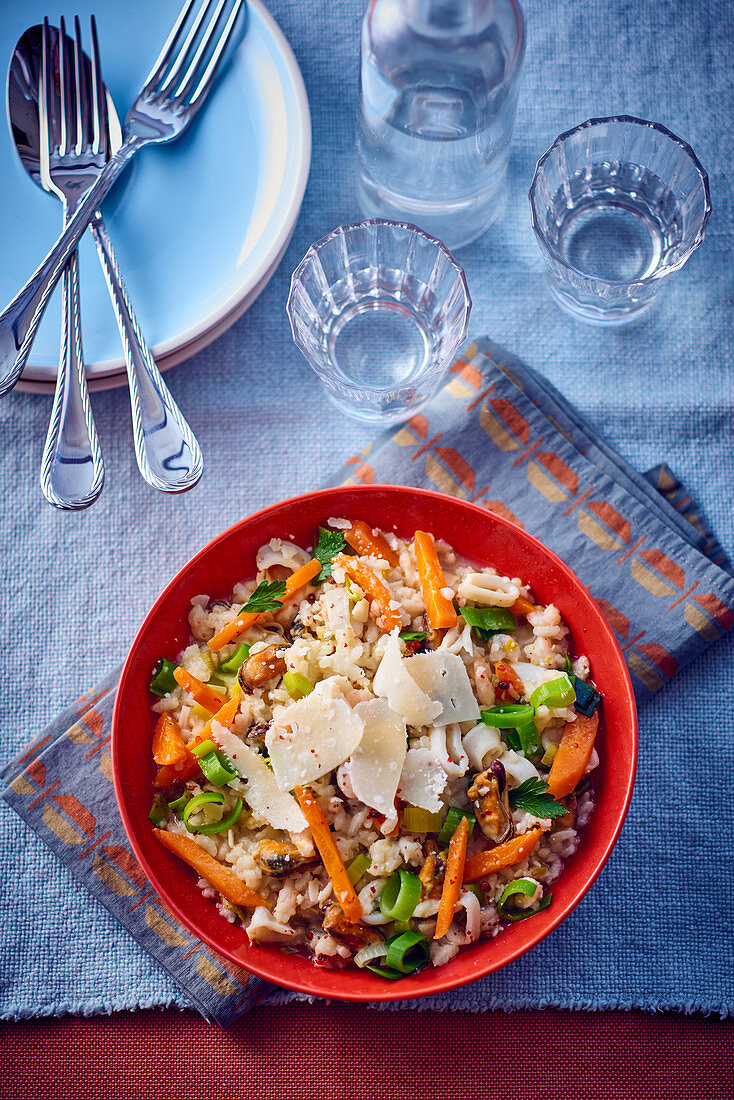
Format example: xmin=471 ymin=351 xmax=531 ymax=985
xmin=0 ymin=137 xmax=141 ymax=398
xmin=40 ymin=248 xmax=105 ymax=509
xmin=90 ymin=211 xmax=203 ymax=493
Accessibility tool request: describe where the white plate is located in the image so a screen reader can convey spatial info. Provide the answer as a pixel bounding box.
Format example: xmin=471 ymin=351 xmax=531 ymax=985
xmin=0 ymin=0 xmax=311 ymax=393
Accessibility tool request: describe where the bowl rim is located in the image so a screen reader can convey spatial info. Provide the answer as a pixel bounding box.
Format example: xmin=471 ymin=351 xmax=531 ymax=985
xmin=528 ymin=114 xmax=712 ymax=286
xmin=112 ymin=485 xmax=638 ymax=1002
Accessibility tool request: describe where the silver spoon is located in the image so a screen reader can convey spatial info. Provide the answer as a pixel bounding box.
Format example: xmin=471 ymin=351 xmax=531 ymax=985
xmin=8 ymin=20 xmax=203 ymax=498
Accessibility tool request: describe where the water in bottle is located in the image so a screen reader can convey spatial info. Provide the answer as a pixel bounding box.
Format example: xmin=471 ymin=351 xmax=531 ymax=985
xmin=356 ymin=0 xmax=526 ymax=250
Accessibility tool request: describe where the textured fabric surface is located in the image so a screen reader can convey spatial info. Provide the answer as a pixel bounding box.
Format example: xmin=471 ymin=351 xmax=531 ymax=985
xmin=1 ymin=0 xmax=732 ymax=1020
xmin=2 ymin=1007 xmax=733 ymax=1100
xmin=4 ymin=341 xmax=732 ymax=1025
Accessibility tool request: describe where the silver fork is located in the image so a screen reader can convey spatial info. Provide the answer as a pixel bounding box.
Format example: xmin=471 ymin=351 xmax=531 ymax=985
xmin=39 ymin=16 xmax=104 ymax=509
xmin=0 ymin=0 xmax=246 ymax=401
xmin=80 ymin=15 xmax=203 ymax=494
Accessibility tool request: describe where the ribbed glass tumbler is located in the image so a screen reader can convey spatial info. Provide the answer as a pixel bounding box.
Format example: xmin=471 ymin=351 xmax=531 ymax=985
xmin=529 ymin=116 xmax=711 ymax=325
xmin=286 ymin=220 xmax=471 ymax=423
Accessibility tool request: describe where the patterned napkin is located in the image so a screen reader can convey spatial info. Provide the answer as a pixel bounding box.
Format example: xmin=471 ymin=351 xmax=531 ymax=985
xmin=3 ymin=338 xmax=733 ymax=1025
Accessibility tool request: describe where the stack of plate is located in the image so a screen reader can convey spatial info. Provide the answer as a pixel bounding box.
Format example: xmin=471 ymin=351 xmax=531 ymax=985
xmin=0 ymin=0 xmax=311 ymax=393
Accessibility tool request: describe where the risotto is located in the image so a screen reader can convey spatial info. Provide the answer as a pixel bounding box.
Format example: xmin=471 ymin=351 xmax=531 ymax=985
xmin=147 ymin=519 xmax=602 ymax=978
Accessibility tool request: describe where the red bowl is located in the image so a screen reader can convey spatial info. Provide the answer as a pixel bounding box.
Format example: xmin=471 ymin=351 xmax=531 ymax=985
xmin=112 ymin=485 xmax=637 ymax=1002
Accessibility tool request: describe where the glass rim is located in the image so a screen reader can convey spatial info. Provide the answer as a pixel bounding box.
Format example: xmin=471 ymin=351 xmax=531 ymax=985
xmin=286 ymin=218 xmax=472 ymax=318
xmin=528 ymin=115 xmax=713 ymax=287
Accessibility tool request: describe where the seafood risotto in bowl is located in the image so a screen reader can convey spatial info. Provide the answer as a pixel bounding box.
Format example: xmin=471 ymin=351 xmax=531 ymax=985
xmin=112 ymin=487 xmax=637 ymax=1000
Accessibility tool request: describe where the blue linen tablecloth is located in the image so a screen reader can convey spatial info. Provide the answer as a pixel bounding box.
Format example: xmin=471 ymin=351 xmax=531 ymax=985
xmin=1 ymin=0 xmax=732 ymax=1019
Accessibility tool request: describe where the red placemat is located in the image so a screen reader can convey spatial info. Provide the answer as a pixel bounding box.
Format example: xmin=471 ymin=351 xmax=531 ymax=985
xmin=2 ymin=1007 xmax=731 ymax=1098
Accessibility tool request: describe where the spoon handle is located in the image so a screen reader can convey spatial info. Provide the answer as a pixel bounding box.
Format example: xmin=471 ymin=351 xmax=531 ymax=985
xmin=90 ymin=211 xmax=203 ymax=494
xmin=39 ymin=246 xmax=104 ymax=510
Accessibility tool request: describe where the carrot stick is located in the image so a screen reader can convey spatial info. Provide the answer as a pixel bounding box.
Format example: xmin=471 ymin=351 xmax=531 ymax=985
xmin=151 ymin=714 xmax=188 ymax=766
xmin=172 ymin=667 xmax=226 ymax=714
xmin=463 ymin=826 xmax=542 ymax=883
xmin=333 ymin=554 xmax=402 ymax=633
xmin=434 ymin=814 xmax=469 ymax=939
xmin=547 ymin=711 xmax=600 ymax=799
xmin=344 ymin=520 xmax=399 ymax=567
xmin=153 ymin=829 xmax=269 ymax=909
xmin=511 ymin=594 xmax=537 ymax=618
xmin=294 ymin=784 xmax=363 ymax=923
xmin=414 ymin=530 xmax=458 ymax=630
xmin=208 ymin=558 xmax=321 ymax=652
xmin=190 ymin=694 xmax=242 ymax=752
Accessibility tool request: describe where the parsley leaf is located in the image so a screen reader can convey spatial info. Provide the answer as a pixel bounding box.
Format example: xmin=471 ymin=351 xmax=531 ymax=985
xmin=312 ymin=526 xmax=346 ymax=582
xmin=240 ymin=579 xmax=287 ymax=615
xmin=509 ymin=778 xmax=568 ymax=820
xmin=399 ymin=630 xmax=426 ymax=642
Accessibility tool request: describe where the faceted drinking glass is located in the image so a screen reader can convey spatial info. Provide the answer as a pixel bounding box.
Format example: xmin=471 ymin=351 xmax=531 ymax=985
xmin=286 ymin=220 xmax=471 ymax=424
xmin=528 ymin=116 xmax=712 ymax=325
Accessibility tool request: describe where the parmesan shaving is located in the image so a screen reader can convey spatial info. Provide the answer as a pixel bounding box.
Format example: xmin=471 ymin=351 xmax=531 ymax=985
xmin=265 ymin=680 xmax=364 ymax=791
xmin=346 ymin=699 xmax=407 ymax=815
xmin=211 ymin=723 xmax=307 ymax=833
xmin=373 ymin=633 xmax=442 ymax=727
xmin=397 ymin=748 xmax=448 ymax=813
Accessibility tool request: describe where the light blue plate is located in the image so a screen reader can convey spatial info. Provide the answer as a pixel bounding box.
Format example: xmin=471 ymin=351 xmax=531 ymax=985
xmin=0 ymin=0 xmax=310 ymax=391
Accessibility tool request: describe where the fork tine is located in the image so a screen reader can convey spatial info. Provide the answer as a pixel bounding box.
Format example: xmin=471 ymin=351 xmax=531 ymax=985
xmin=88 ymin=15 xmax=109 ymax=156
xmin=38 ymin=18 xmax=54 ymax=191
xmin=140 ymin=0 xmax=197 ymax=93
xmin=186 ymin=0 xmax=244 ymax=105
xmin=72 ymin=17 xmax=88 ymax=154
xmin=172 ymin=0 xmax=227 ymax=100
xmin=158 ymin=0 xmax=212 ymax=94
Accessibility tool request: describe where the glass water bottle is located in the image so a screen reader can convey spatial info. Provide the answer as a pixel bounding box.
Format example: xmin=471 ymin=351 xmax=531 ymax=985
xmin=356 ymin=0 xmax=526 ymax=250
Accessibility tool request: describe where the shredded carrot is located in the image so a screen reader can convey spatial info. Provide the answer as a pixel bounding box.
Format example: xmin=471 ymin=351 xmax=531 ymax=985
xmin=463 ymin=827 xmax=542 ymax=883
xmin=434 ymin=814 xmax=469 ymax=939
xmin=294 ymin=784 xmax=363 ymax=923
xmin=333 ymin=553 xmax=402 ymax=633
xmin=414 ymin=530 xmax=458 ymax=630
xmin=547 ymin=711 xmax=600 ymax=799
xmin=151 ymin=714 xmax=188 ymax=766
xmin=511 ymin=594 xmax=537 ymax=618
xmin=208 ymin=558 xmax=321 ymax=652
xmin=344 ymin=520 xmax=399 ymax=567
xmin=172 ymin=667 xmax=226 ymax=714
xmin=153 ymin=830 xmax=269 ymax=908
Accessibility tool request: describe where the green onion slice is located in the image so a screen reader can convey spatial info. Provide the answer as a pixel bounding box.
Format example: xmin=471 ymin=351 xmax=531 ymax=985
xmin=402 ymin=806 xmax=444 ymax=834
xmin=497 ymin=878 xmax=552 ymax=922
xmin=463 ymin=884 xmax=485 ymax=905
xmin=365 ymin=964 xmax=404 ymax=980
xmin=379 ymin=869 xmax=422 ymax=921
xmin=219 ymin=642 xmax=251 ymax=674
xmin=148 ymin=794 xmax=168 ymax=826
xmin=540 ymin=743 xmax=558 ymax=767
xmin=346 ymin=852 xmax=370 ymax=886
xmin=283 ymin=671 xmax=313 ymax=699
xmin=183 ymin=791 xmax=243 ymax=835
xmin=190 ymin=739 xmax=218 ymax=758
xmin=167 ymin=792 xmax=191 ymax=816
xmin=149 ymin=658 xmax=178 ymax=697
xmin=399 ymin=630 xmax=426 ymax=642
xmin=481 ymin=703 xmax=535 ymax=729
xmin=570 ymin=676 xmax=602 ymax=717
xmin=198 ymin=750 xmax=237 ymax=786
xmin=529 ymin=674 xmax=575 ymax=709
xmin=353 ymin=941 xmax=388 ymax=969
xmin=565 ymin=653 xmax=573 ymax=674
xmin=517 ymin=720 xmax=541 ymax=757
xmin=384 ymin=931 xmax=430 ymax=975
xmin=460 ymin=606 xmax=516 ymax=638
xmin=502 ymin=892 xmax=553 ymax=923
xmin=438 ymin=806 xmax=476 ymax=845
